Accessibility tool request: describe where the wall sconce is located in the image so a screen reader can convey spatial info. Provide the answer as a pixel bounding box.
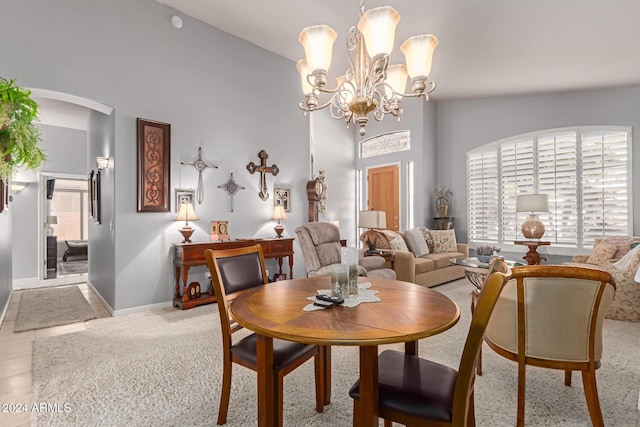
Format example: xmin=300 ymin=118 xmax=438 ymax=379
xmin=96 ymin=157 xmax=112 ymax=170
xmin=11 ymin=181 xmax=28 ymax=193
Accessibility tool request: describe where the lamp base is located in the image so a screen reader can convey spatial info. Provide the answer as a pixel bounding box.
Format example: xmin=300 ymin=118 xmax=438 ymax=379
xmin=274 ymin=224 xmax=285 ymax=239
xmin=179 ymin=226 xmax=195 ymax=243
xmin=521 ymin=214 xmax=545 ymax=239
xmin=365 ymin=229 xmax=379 ymax=252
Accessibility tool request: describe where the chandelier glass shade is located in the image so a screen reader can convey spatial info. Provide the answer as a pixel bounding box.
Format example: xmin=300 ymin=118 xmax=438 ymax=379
xmin=297 ymin=2 xmax=438 ymax=136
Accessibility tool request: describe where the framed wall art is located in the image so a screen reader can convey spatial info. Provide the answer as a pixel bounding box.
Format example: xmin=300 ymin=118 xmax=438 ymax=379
xmin=137 ymin=118 xmax=171 ymax=212
xmin=92 ymin=170 xmax=101 ymax=224
xmin=0 ymin=180 xmax=5 ymax=213
xmin=274 ymin=186 xmax=291 ymax=212
xmin=175 ymin=188 xmax=195 ymax=212
xmin=88 ymin=171 xmax=94 ymax=219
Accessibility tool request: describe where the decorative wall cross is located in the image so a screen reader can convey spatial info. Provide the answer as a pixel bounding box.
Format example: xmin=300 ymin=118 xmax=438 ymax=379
xmin=180 ymin=146 xmax=218 ymax=204
xmin=246 ymin=150 xmax=279 ymax=201
xmin=218 ymin=173 xmax=245 ymax=212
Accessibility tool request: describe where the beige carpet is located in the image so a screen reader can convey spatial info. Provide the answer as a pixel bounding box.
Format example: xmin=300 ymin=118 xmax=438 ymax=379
xmin=32 ymin=280 xmax=640 ymax=426
xmin=15 ymin=285 xmax=96 ymax=332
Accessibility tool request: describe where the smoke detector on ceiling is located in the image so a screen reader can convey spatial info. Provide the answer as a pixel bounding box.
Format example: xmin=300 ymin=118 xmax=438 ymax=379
xmin=170 ymin=15 xmax=183 ymax=29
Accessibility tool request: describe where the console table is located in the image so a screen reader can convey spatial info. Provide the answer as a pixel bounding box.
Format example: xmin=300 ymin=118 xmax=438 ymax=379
xmin=173 ymin=238 xmax=294 ymax=309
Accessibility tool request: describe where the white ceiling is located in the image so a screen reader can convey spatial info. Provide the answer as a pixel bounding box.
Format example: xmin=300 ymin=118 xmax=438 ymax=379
xmin=155 ymin=0 xmax=640 ymax=100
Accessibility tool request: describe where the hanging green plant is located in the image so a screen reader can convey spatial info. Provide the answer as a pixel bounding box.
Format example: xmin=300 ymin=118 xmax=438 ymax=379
xmin=0 ymin=77 xmax=46 ymax=181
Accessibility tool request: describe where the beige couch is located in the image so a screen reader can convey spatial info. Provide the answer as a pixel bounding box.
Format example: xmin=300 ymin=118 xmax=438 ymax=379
xmin=565 ymin=235 xmax=640 ymax=322
xmin=363 ymin=228 xmax=468 ymax=288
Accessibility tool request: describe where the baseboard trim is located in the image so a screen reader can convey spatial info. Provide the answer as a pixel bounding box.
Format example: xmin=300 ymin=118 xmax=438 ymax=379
xmin=112 ymin=301 xmax=173 ymax=317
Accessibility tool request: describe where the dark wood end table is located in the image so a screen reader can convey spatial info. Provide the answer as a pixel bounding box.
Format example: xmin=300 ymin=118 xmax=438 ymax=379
xmin=514 ymin=240 xmax=550 ymax=265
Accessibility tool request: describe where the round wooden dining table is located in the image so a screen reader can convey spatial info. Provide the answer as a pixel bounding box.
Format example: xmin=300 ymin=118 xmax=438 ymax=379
xmin=229 ymin=275 xmax=460 ymax=427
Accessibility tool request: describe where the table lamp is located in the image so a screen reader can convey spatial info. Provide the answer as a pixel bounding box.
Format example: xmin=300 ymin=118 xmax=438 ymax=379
xmin=271 ymin=205 xmax=288 ymax=238
xmin=358 ymin=210 xmax=387 ymax=252
xmin=46 ymin=215 xmax=58 ymax=236
xmin=176 ymin=202 xmax=199 ymax=243
xmin=516 ymin=194 xmax=549 ymax=239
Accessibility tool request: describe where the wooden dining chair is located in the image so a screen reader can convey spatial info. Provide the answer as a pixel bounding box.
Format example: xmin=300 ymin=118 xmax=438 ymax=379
xmin=349 ymin=265 xmax=512 ymax=426
xmin=484 ymin=265 xmax=616 ymax=427
xmin=204 ymin=245 xmax=326 ymax=425
xmin=471 ymin=258 xmax=511 ymax=375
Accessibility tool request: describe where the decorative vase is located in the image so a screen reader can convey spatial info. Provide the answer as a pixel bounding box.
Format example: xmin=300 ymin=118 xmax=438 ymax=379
xmin=477 ymin=255 xmax=493 ymax=263
xmin=437 ymin=204 xmax=448 ymax=218
xmin=341 ymin=247 xmax=359 ymax=298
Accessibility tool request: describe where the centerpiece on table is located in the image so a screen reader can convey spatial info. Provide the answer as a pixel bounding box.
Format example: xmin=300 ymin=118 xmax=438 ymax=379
xmin=475 ymin=245 xmax=501 ymax=263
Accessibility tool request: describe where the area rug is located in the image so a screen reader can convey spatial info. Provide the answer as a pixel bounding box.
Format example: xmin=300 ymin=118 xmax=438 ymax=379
xmin=57 ymin=260 xmax=88 ymax=275
xmin=15 ymin=285 xmax=96 ymax=332
xmin=32 ymin=280 xmax=640 ymax=426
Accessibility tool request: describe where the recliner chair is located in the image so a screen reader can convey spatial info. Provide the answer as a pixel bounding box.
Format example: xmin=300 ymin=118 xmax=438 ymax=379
xmin=295 ymin=222 xmax=396 ymax=279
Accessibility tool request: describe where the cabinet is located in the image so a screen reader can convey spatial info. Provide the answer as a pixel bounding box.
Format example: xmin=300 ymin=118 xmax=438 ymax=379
xmin=46 ymin=236 xmax=57 ymax=278
xmin=173 ymin=238 xmax=295 ymax=309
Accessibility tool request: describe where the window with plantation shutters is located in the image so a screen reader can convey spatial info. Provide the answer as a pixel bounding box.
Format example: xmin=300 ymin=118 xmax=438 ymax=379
xmin=467 ymin=126 xmax=632 ymax=252
xmin=467 ymin=149 xmax=499 ymax=242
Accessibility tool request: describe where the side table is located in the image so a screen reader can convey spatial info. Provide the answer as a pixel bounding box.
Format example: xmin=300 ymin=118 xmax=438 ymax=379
xmin=514 ymin=241 xmax=550 ymax=265
xmin=364 ymin=250 xmax=395 ymax=269
xmin=433 ymin=217 xmax=454 ymax=230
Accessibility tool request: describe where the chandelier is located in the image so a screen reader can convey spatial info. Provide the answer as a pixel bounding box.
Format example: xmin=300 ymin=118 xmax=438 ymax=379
xmin=297 ymin=1 xmax=438 ymax=136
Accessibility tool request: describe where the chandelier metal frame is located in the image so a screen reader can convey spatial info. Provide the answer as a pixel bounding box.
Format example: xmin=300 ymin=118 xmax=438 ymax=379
xmin=297 ymin=0 xmax=438 ymax=136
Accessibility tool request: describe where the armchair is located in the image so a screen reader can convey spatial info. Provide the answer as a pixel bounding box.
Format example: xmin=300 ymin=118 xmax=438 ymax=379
xmin=295 ymin=222 xmax=396 ymax=279
xmin=484 ymin=265 xmax=616 ymax=426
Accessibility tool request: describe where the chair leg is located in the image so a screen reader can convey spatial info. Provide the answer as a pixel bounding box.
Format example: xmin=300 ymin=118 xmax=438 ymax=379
xmin=217 ymin=358 xmax=233 ymax=425
xmin=467 ymin=390 xmax=476 ymax=427
xmin=517 ymin=361 xmax=526 ymax=427
xmin=564 ymin=370 xmax=572 ymax=386
xmin=384 ymin=420 xmax=392 ymax=427
xmin=477 ymin=345 xmax=483 ymax=376
xmin=582 ymin=370 xmax=605 ymax=427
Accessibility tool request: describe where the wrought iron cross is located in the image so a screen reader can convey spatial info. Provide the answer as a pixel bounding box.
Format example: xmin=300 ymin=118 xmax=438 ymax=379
xmin=218 ymin=173 xmax=245 ymax=212
xmin=246 ymin=150 xmax=279 ymax=201
xmin=180 ymin=146 xmax=217 ymax=204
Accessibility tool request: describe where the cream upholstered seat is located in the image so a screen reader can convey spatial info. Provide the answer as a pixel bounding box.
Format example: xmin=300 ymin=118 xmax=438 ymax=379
xmin=484 ymin=265 xmax=616 ymax=427
xmin=295 ymin=222 xmax=396 ymax=279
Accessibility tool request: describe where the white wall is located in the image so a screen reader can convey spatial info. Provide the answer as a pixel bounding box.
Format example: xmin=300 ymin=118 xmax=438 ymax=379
xmin=1 ymin=0 xmax=352 ymax=311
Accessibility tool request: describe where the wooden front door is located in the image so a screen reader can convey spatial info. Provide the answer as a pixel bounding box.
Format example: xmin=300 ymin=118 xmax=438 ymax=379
xmin=367 ymin=165 xmax=400 ymax=231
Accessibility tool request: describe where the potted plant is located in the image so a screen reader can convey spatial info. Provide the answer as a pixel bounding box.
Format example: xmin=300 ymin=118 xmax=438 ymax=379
xmin=0 ymin=77 xmax=46 ymax=181
xmin=475 ymin=244 xmax=501 ymax=263
xmin=433 ymin=185 xmax=452 ymax=217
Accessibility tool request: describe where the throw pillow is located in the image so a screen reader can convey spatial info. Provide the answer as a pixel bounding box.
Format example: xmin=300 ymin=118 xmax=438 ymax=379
xmin=418 ymin=226 xmax=435 ymax=253
xmin=613 ymin=243 xmax=640 ymax=273
xmin=403 ymin=228 xmax=430 ymax=257
xmin=430 ymin=229 xmax=458 ymax=253
xmin=379 ymin=230 xmax=408 ymax=252
xmin=586 ymin=243 xmax=617 ymax=265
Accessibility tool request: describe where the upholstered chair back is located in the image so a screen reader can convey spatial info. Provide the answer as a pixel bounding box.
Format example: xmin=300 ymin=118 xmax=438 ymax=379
xmin=485 ymin=266 xmax=615 ymax=363
xmin=295 ymin=222 xmax=343 ymax=275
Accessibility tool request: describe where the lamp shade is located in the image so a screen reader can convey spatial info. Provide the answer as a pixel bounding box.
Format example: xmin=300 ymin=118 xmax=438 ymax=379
xmin=271 ymin=205 xmax=288 ymax=221
xmin=400 ymin=34 xmax=439 ymax=79
xmin=516 ymin=194 xmax=549 ymax=213
xmin=175 ymin=203 xmax=199 ymax=222
xmin=358 ymin=210 xmax=387 ymax=229
xmin=296 ymin=59 xmax=313 ymax=95
xmin=384 ymin=64 xmax=408 ymax=99
xmin=357 ymin=6 xmax=401 ymax=59
xmin=299 ymin=24 xmax=337 ymax=72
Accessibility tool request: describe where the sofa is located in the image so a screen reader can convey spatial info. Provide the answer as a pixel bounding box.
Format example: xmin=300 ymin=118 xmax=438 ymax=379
xmin=362 ymin=227 xmax=468 ymax=287
xmin=565 ymin=235 xmax=640 ymax=322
